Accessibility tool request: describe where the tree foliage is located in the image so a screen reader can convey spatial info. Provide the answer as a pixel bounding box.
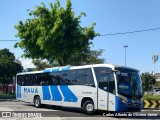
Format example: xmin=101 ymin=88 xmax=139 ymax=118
xmin=14 ymin=0 xmax=99 ymax=66
xmin=141 ymin=72 xmax=156 ymax=91
xmin=86 ymin=49 xmax=105 ymax=64
xmin=0 ymin=49 xmax=23 ymax=94
xmin=32 ymin=49 xmax=105 ymax=70
xmin=32 ymin=59 xmax=57 ymax=70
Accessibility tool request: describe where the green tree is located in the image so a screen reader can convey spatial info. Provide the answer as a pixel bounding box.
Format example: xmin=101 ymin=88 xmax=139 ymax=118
xmin=14 ymin=0 xmax=99 ymax=66
xmin=32 ymin=59 xmax=58 ymax=70
xmin=86 ymin=49 xmax=105 ymax=64
xmin=141 ymin=72 xmax=156 ymax=91
xmin=32 ymin=49 xmax=105 ymax=70
xmin=0 ymin=49 xmax=23 ymax=94
xmin=67 ymin=49 xmax=105 ymax=65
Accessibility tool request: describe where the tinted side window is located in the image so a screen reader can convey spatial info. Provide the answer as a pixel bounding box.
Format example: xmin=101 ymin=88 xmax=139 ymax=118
xmin=60 ymin=70 xmax=76 ymax=85
xmin=26 ymin=74 xmax=38 ymax=86
xmin=46 ymin=73 xmax=55 ymax=85
xmin=17 ymin=75 xmax=26 ymax=86
xmin=75 ymin=68 xmax=95 ymax=87
xmin=37 ymin=73 xmax=47 ymax=86
xmin=108 ymin=73 xmax=115 ymax=94
xmin=94 ymin=67 xmax=115 ymax=94
xmin=17 ymin=73 xmax=48 ymax=86
xmin=49 ymin=72 xmax=61 ymax=85
xmin=60 ymin=71 xmax=70 ymax=85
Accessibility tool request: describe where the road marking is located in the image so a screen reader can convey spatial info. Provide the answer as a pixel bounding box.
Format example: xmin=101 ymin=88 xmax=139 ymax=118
xmin=142 ymin=109 xmax=160 ymax=111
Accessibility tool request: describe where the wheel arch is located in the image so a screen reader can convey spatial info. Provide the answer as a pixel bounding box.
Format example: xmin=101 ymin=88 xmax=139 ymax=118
xmin=33 ymin=95 xmax=40 ymax=103
xmin=81 ymin=97 xmax=94 ymax=108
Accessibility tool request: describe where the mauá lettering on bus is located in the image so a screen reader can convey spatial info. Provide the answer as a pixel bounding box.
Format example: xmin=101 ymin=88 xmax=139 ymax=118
xmin=24 ymin=87 xmax=38 ymax=93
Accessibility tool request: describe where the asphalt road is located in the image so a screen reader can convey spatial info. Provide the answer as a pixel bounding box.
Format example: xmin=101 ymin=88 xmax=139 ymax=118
xmin=0 ymin=99 xmax=160 ymax=120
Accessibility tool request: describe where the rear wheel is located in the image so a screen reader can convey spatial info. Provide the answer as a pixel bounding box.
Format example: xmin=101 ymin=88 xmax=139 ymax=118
xmin=82 ymin=100 xmax=95 ymax=115
xmin=34 ymin=96 xmax=41 ymax=108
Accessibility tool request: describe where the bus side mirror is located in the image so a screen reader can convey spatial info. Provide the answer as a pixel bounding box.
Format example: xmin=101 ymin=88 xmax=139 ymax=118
xmin=111 ymin=70 xmax=119 ymax=73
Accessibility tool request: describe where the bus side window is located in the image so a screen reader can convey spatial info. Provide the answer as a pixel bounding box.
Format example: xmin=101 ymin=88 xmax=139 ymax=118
xmin=94 ymin=67 xmax=115 ymax=94
xmin=75 ymin=68 xmax=95 ymax=87
xmin=60 ymin=71 xmax=70 ymax=85
xmin=27 ymin=74 xmax=37 ymax=86
xmin=108 ymin=73 xmax=115 ymax=94
xmin=49 ymin=72 xmax=61 ymax=85
xmin=94 ymin=67 xmax=108 ymax=91
xmin=26 ymin=75 xmax=30 ymax=86
xmin=55 ymin=73 xmax=62 ymax=85
xmin=37 ymin=73 xmax=47 ymax=86
xmin=69 ymin=70 xmax=76 ymax=85
xmin=46 ymin=74 xmax=54 ymax=85
xmin=49 ymin=73 xmax=57 ymax=85
xmin=17 ymin=75 xmax=30 ymax=86
xmin=60 ymin=70 xmax=76 ymax=85
xmin=17 ymin=75 xmax=23 ymax=85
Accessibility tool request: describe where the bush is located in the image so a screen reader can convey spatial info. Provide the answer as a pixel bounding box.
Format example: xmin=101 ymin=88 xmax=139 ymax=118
xmin=0 ymin=92 xmax=16 ymax=99
xmin=143 ymin=94 xmax=160 ymax=100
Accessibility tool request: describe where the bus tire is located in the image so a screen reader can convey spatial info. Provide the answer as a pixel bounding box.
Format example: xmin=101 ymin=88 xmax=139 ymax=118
xmin=34 ymin=96 xmax=41 ymax=108
xmin=82 ymin=100 xmax=95 ymax=115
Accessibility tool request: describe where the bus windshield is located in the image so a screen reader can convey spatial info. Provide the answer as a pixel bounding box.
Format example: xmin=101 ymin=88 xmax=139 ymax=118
xmin=115 ymin=68 xmax=143 ymax=98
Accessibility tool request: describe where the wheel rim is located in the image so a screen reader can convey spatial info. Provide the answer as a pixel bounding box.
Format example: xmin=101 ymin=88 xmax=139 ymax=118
xmin=86 ymin=103 xmax=93 ymax=112
xmin=35 ymin=99 xmax=39 ymax=107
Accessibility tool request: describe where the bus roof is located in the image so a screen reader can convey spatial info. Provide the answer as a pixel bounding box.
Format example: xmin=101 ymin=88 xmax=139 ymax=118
xmin=17 ymin=64 xmax=139 ymax=75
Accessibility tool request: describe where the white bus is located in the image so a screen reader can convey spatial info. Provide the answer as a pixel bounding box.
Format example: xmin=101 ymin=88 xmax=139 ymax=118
xmin=16 ymin=64 xmax=143 ymax=114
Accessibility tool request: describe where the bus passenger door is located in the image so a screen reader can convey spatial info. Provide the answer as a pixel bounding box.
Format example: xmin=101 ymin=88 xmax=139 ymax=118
xmin=94 ymin=67 xmax=111 ymax=111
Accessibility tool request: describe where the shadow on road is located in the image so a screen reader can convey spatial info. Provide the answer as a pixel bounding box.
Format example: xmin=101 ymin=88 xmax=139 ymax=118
xmin=1 ymin=100 xmax=160 ymax=118
xmin=23 ymin=103 xmax=109 ymax=117
xmin=22 ymin=104 xmax=160 ymax=118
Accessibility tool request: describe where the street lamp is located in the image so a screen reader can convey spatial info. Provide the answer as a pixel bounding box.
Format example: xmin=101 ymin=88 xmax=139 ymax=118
xmin=123 ymin=45 xmax=128 ymax=66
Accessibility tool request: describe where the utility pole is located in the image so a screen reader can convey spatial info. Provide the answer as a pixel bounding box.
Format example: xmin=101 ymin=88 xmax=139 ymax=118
xmin=152 ymin=53 xmax=158 ymax=75
xmin=123 ymin=45 xmax=128 ymax=66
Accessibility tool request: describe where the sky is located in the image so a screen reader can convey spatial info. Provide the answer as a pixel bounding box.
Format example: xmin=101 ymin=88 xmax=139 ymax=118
xmin=0 ymin=0 xmax=160 ymax=73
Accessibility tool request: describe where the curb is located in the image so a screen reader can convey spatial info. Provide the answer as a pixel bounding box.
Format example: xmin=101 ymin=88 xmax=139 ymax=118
xmin=0 ymin=98 xmax=16 ymax=102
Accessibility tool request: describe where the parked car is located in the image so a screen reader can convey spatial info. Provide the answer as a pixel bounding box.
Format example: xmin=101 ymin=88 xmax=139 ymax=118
xmin=150 ymin=89 xmax=160 ymax=95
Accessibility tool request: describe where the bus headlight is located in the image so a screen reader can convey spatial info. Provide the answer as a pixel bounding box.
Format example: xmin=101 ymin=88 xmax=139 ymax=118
xmin=119 ymin=97 xmax=127 ymax=104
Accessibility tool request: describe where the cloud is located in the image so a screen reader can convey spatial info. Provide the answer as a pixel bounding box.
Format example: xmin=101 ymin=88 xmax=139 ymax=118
xmin=19 ymin=59 xmax=35 ymax=69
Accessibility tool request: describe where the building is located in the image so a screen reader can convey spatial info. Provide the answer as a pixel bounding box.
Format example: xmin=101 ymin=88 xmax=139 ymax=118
xmin=0 ymin=84 xmax=15 ymax=93
xmin=23 ymin=68 xmax=36 ymax=72
xmin=155 ymin=73 xmax=160 ymax=83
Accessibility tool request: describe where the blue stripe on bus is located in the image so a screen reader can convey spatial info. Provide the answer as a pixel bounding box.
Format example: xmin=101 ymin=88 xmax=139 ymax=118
xmin=16 ymin=85 xmax=18 ymax=98
xmin=60 ymin=86 xmax=78 ymax=102
xmin=42 ymin=86 xmax=51 ymax=100
xmin=17 ymin=84 xmax=21 ymax=98
xmin=61 ymin=67 xmax=70 ymax=71
xmin=52 ymin=68 xmax=59 ymax=72
xmin=50 ymin=86 xmax=62 ymax=101
xmin=44 ymin=69 xmax=51 ymax=73
xmin=115 ymin=96 xmax=119 ymax=111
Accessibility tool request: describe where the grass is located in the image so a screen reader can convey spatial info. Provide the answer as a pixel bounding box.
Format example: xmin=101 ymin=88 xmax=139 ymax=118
xmin=143 ymin=94 xmax=160 ymax=100
xmin=0 ymin=92 xmax=16 ymax=99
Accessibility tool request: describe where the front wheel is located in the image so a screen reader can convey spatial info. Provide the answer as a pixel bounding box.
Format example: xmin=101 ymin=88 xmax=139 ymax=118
xmin=82 ymin=100 xmax=95 ymax=115
xmin=34 ymin=96 xmax=41 ymax=108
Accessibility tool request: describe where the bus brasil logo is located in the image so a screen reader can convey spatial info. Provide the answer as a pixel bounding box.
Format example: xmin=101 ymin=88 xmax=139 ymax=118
xmin=24 ymin=87 xmax=38 ymax=93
